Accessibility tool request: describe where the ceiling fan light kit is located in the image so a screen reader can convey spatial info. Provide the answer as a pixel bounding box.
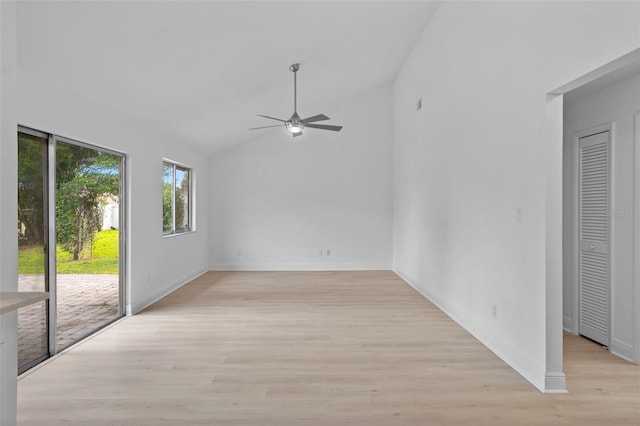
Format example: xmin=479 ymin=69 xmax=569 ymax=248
xmin=251 ymin=63 xmax=343 ymax=138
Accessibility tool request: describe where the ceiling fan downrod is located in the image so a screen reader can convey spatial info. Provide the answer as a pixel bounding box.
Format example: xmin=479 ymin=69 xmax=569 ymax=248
xmin=286 ymin=63 xmax=303 ymax=134
xmin=290 ymin=63 xmax=299 ymax=114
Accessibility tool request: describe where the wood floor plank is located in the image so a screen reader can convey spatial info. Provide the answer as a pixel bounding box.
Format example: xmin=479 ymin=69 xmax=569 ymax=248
xmin=17 ymin=271 xmax=640 ymax=425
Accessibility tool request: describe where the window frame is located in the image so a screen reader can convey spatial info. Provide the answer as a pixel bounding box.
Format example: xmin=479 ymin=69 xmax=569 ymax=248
xmin=162 ymin=159 xmax=193 ymax=236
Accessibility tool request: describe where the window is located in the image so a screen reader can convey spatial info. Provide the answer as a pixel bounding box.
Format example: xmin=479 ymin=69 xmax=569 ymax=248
xmin=163 ymin=161 xmax=192 ymax=234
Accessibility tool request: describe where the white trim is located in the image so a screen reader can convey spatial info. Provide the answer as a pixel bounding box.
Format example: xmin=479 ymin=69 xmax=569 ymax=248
xmin=563 ymin=316 xmax=574 ymax=332
xmin=611 ymin=338 xmax=635 ymax=363
xmin=127 ymin=266 xmax=207 ymax=315
xmin=209 ymin=263 xmax=391 ymax=271
xmin=569 ymin=123 xmax=579 ymax=336
xmin=393 ymin=270 xmax=546 ymax=393
xmin=634 ymin=112 xmax=640 ymax=364
xmin=545 ymin=93 xmax=565 ymax=391
xmin=549 ymin=49 xmax=640 ymax=95
xmin=544 ymin=372 xmax=568 ymax=394
xmin=162 ymin=230 xmax=197 ymax=239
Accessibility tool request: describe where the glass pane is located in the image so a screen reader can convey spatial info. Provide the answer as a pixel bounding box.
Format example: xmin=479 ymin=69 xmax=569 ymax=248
xmin=175 ymin=167 xmax=189 ymax=231
xmin=17 ymin=132 xmax=49 ymax=371
xmin=162 ymin=164 xmax=174 ymax=232
xmin=55 ymin=141 xmax=121 ymax=350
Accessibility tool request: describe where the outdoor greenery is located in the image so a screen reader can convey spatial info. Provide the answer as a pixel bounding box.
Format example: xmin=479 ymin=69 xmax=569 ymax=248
xmin=18 ymin=134 xmax=120 ymax=269
xmin=17 ymin=135 xmax=46 ymax=244
xmin=55 ymin=145 xmax=119 ymax=261
xmin=162 ymin=165 xmax=173 ymax=232
xmin=18 ymin=230 xmax=119 ymax=274
xmin=163 ymin=163 xmax=189 ymax=233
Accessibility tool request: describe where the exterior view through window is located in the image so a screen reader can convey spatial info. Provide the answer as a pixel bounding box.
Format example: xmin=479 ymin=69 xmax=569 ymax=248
xmin=17 ymin=128 xmax=125 ymax=373
xmin=163 ymin=161 xmax=191 ymax=234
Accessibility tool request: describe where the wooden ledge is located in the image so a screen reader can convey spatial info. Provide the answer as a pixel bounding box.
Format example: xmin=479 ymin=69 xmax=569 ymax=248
xmin=0 ymin=292 xmax=49 ymax=315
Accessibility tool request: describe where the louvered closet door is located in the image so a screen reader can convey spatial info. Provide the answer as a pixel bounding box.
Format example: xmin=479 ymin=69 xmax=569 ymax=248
xmin=578 ymin=131 xmax=610 ymax=346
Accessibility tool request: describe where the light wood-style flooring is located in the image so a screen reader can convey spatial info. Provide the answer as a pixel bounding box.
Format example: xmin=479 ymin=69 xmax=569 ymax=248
xmin=17 ymin=271 xmax=640 ymax=425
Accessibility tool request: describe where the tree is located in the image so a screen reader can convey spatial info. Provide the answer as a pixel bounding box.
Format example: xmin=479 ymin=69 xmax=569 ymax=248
xmin=17 ymin=135 xmax=46 ymax=245
xmin=55 ymin=146 xmax=119 ymax=260
xmin=163 ymin=166 xmax=173 ymax=232
xmin=162 ymin=165 xmax=190 ymax=232
xmin=175 ymin=171 xmax=188 ymax=230
xmin=18 ymin=136 xmax=120 ymax=259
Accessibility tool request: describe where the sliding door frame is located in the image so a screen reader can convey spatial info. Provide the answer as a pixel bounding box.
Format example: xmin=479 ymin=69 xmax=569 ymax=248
xmin=16 ymin=126 xmax=52 ymax=371
xmin=47 ymin=133 xmax=57 ymax=354
xmin=18 ymin=125 xmax=127 ymax=360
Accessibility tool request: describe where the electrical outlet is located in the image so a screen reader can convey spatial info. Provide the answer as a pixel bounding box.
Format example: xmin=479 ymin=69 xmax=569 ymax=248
xmin=492 ymin=304 xmax=498 ymax=318
xmin=515 ymin=208 xmax=522 ymax=223
xmin=416 ymin=98 xmax=422 ymax=111
xmin=326 ymin=249 xmax=331 ymax=256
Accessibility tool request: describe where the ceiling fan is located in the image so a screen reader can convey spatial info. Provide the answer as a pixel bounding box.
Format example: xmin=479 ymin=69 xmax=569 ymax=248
xmin=250 ymin=63 xmax=343 ymax=137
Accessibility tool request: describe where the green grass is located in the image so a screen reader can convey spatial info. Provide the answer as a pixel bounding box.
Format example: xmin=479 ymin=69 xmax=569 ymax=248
xmin=19 ymin=230 xmax=119 ymax=274
xmin=17 ymin=244 xmax=46 ymax=274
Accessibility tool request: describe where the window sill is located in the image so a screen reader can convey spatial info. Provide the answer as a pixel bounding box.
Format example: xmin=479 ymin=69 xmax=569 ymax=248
xmin=162 ymin=230 xmax=196 ymax=239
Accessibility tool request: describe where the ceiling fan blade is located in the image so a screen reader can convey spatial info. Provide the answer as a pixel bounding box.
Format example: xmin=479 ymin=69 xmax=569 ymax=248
xmin=301 ymin=114 xmax=330 ymax=123
xmin=249 ymin=124 xmax=283 ymax=130
xmin=305 ymin=123 xmax=343 ymax=132
xmin=292 ymin=131 xmax=303 ymax=137
xmin=257 ymin=114 xmax=287 ymax=122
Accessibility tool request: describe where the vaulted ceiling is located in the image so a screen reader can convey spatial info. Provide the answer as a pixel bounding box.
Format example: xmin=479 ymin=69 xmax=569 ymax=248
xmin=17 ymin=1 xmax=439 ymax=155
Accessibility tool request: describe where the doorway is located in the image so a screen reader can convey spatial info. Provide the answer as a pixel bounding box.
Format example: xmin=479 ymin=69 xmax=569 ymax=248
xmin=559 ymin=51 xmax=640 ymax=363
xmin=17 ymin=127 xmax=126 ymax=373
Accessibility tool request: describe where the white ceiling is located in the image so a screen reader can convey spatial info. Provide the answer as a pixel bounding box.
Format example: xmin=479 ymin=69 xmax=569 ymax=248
xmin=17 ymin=1 xmax=439 ymax=155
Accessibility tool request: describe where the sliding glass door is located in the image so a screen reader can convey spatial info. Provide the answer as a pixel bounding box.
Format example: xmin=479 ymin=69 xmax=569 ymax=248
xmin=54 ymin=139 xmax=123 ymax=350
xmin=17 ymin=128 xmax=126 ymax=372
xmin=17 ymin=130 xmax=49 ymax=372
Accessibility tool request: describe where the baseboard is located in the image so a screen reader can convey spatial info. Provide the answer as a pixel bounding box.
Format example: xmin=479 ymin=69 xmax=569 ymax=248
xmin=544 ymin=371 xmax=568 ymax=394
xmin=209 ymin=262 xmax=391 ymax=271
xmin=127 ymin=266 xmax=208 ymax=315
xmin=611 ymin=338 xmax=637 ymax=363
xmin=563 ymin=316 xmax=575 ymax=333
xmin=393 ymin=269 xmax=546 ymax=393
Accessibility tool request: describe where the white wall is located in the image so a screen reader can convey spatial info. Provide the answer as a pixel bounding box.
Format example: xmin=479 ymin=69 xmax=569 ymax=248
xmin=1 ymin=1 xmax=18 ymax=424
xmin=209 ymin=84 xmax=393 ymax=270
xmin=392 ymin=0 xmax=640 ymax=392
xmin=1 ymin=4 xmax=210 ymax=422
xmin=15 ymin=72 xmax=210 ymax=314
xmin=14 ymin=11 xmax=211 ymax=315
xmin=563 ymin=73 xmax=640 ymax=362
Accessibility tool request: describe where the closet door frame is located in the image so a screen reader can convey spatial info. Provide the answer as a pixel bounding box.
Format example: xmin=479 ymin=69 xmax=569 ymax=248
xmin=572 ymin=122 xmax=613 ymax=347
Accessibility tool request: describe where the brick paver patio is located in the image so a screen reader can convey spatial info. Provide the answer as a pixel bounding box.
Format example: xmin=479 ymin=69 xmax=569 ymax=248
xmin=18 ymin=274 xmax=120 ymax=369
